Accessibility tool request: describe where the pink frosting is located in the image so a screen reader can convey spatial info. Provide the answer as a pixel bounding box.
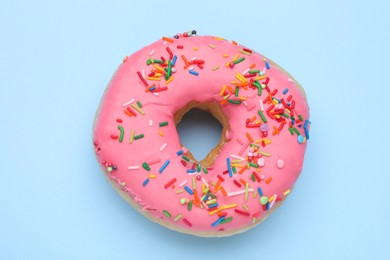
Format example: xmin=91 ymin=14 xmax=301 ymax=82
xmin=93 ymin=34 xmax=310 ymax=235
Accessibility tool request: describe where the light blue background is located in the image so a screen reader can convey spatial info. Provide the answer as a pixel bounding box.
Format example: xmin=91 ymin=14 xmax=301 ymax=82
xmin=1 ymin=0 xmax=389 ymax=259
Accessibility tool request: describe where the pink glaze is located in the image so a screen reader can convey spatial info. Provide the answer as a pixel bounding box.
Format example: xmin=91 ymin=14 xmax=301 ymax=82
xmin=93 ymin=33 xmax=310 ymax=235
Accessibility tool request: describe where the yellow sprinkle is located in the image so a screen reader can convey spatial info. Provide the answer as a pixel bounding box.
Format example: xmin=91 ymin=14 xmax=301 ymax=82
xmin=213 ymin=37 xmax=225 ymax=40
xmin=212 ymin=65 xmax=220 ymax=71
xmin=153 ymin=64 xmax=164 ymax=72
xmin=209 ymin=203 xmax=237 ymax=215
xmin=244 ymin=183 xmax=249 ymax=201
xmin=222 ymin=53 xmax=228 ymax=58
xmin=284 ymin=189 xmax=291 ymax=196
xmin=154 ymin=73 xmax=162 ymax=77
xmin=159 ymin=130 xmax=164 ymax=136
xmin=131 ymin=104 xmax=145 ymax=115
xmin=165 ymin=76 xmax=174 ymax=85
xmin=252 ymin=191 xmax=258 ymax=198
xmin=147 ymin=76 xmax=161 ymax=81
xmin=238 ymin=96 xmax=247 ymax=101
xmin=232 ymin=54 xmax=239 ymax=62
xmin=235 ymin=73 xmax=247 ymax=83
xmin=231 ymin=159 xmax=243 ymax=164
xmin=192 ymin=176 xmax=196 ymax=189
xmin=219 ymin=86 xmax=227 ymax=96
xmin=242 ymin=204 xmax=249 ymax=211
xmin=223 ymin=94 xmax=230 ymax=100
xmin=193 ymin=47 xmax=198 ymax=51
xmin=209 ymin=44 xmax=215 ymax=49
xmin=254 ymin=75 xmax=267 ymax=81
xmin=256 ymin=168 xmax=261 ymax=172
xmin=272 ymin=99 xmax=279 ymax=105
xmin=148 ymin=174 xmax=156 ymax=179
xmin=129 ymin=130 xmax=135 ymax=144
xmin=176 ymin=189 xmax=184 ymax=194
xmin=254 ymin=120 xmax=262 ymax=125
xmin=269 ymin=195 xmax=275 ymax=203
xmin=225 ymin=61 xmax=231 ymax=67
xmin=206 ymin=199 xmax=217 ymax=205
xmin=231 ymin=164 xmax=242 ymax=168
xmin=252 ymin=217 xmax=256 ymax=224
xmin=239 ymin=49 xmax=251 ymax=55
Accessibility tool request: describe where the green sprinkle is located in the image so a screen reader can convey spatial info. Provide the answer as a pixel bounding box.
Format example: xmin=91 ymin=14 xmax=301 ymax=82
xmin=235 ymin=86 xmax=239 ymax=97
xmin=233 ymin=57 xmax=245 ymax=64
xmin=188 ymin=201 xmax=193 ymax=211
xmin=136 ymin=101 xmax=143 ymax=108
xmin=249 ymin=162 xmax=259 ymax=168
xmin=258 ymin=110 xmax=267 ymax=123
xmin=250 ymin=143 xmax=260 ymax=148
xmin=153 ymin=59 xmax=163 ymax=64
xmin=134 ymin=134 xmax=144 ymax=140
xmin=142 ymin=162 xmax=151 ymax=171
xmin=281 ymin=113 xmax=290 ymax=119
xmin=163 ymin=210 xmax=171 ymax=218
xmin=165 ymin=60 xmax=171 ymax=80
xmin=220 ymin=217 xmax=233 ymax=224
xmin=253 ymin=80 xmax=262 ymax=96
xmin=159 ymin=121 xmax=168 ymax=127
xmin=203 ymin=168 xmax=208 ymax=174
xmin=228 ymin=99 xmax=242 ymax=105
xmin=146 ymin=60 xmax=152 ymax=65
xmin=298 ymin=115 xmax=304 ymax=121
xmin=197 ymin=164 xmax=201 ymax=172
xmin=251 ymin=173 xmax=256 ymax=182
xmin=249 ymin=70 xmax=260 ymax=74
xmin=232 ymin=167 xmax=237 ymax=174
xmin=182 ymin=155 xmax=190 ymax=161
xmin=288 ymin=127 xmax=294 ymax=135
xmin=259 ymin=151 xmax=270 ymax=157
xmin=293 ymin=127 xmax=301 ymax=135
xmin=174 ymin=214 xmax=183 ymax=221
xmin=117 ymin=125 xmax=124 ymax=143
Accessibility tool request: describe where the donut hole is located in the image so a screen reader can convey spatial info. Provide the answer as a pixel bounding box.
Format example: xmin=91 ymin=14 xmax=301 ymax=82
xmin=175 ymin=102 xmax=230 ymax=167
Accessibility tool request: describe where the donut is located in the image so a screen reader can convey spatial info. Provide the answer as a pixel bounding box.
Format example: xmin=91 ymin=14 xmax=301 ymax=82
xmin=93 ymin=30 xmax=311 ymax=237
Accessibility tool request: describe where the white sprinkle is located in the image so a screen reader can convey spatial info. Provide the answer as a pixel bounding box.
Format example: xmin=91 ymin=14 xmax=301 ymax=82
xmin=128 ymin=166 xmax=140 ymax=170
xmin=142 ymin=69 xmax=145 ymax=78
xmin=179 ymin=180 xmax=187 ymax=187
xmin=227 ymin=188 xmax=254 ymax=197
xmin=188 ymin=65 xmax=194 ymax=70
xmin=258 ymin=158 xmax=265 ymax=167
xmin=149 ymin=49 xmax=155 ymax=56
xmin=160 ymin=142 xmax=167 ymax=151
xmin=191 ymin=57 xmax=197 ymax=61
xmin=163 ymin=41 xmax=167 ymax=45
xmin=122 ymin=98 xmax=135 ymax=106
xmin=230 ymin=154 xmax=245 ymax=161
xmin=243 ymin=101 xmax=248 ymax=107
xmin=277 ymin=159 xmax=285 ymax=169
xmin=242 ymin=68 xmax=250 ymax=74
xmin=269 ymin=194 xmax=277 ymax=209
xmin=201 ymin=177 xmax=209 ymax=187
xmin=260 ymin=99 xmax=264 ymax=111
xmin=187 ymin=171 xmax=198 ymax=176
xmin=153 ymin=92 xmax=159 ymax=96
xmin=149 ymin=120 xmax=153 ymax=126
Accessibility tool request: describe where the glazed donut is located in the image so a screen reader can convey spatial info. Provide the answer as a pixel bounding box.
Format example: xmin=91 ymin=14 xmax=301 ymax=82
xmin=93 ymin=31 xmax=310 ymax=237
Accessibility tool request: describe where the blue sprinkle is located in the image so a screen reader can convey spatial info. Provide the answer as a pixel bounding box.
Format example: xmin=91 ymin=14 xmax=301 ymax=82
xmin=203 ymin=194 xmax=209 ymax=201
xmin=187 ymin=169 xmax=196 ymax=173
xmin=172 ymin=55 xmax=177 ymax=66
xmin=149 ymin=86 xmax=156 ymax=91
xmin=142 ymin=178 xmax=150 ymax=186
xmin=287 ymin=102 xmax=291 ymax=106
xmin=283 ymin=88 xmax=289 ymax=94
xmin=226 ymin=157 xmax=233 ymax=178
xmin=184 ymin=186 xmax=194 ymax=195
xmin=266 ymin=202 xmax=270 ymax=210
xmin=177 ymin=150 xmax=184 ymax=155
xmin=304 ymin=128 xmax=310 ymax=140
xmin=159 ymin=160 xmax=170 ymax=173
xmin=291 ymin=119 xmax=295 ymax=125
xmin=208 ymin=203 xmax=219 ymax=209
xmin=189 ymin=69 xmax=199 ymax=76
xmin=211 ymin=216 xmax=225 ymax=227
xmin=265 ymin=61 xmax=270 ymax=70
xmin=304 ymin=120 xmax=309 ymax=129
xmin=298 ymin=135 xmax=305 ymax=144
xmin=257 ymin=187 xmax=263 ymax=196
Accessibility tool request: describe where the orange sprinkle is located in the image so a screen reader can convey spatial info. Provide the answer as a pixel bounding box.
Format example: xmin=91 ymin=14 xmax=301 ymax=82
xmin=220 ymin=186 xmax=227 ymax=197
xmin=214 ymin=179 xmax=222 ymax=192
xmin=232 ymin=40 xmax=238 ymax=45
xmin=223 ymin=53 xmax=228 ymax=58
xmin=193 ymin=200 xmax=200 ymax=207
xmin=159 ymin=130 xmax=164 ymax=136
xmin=250 ymin=116 xmax=257 ymax=122
xmin=227 ymin=85 xmax=235 ymax=94
xmin=124 ymin=109 xmax=132 ymax=117
xmin=219 ymin=99 xmax=228 ymax=105
xmin=181 ymin=55 xmax=189 ymax=67
xmin=265 ymin=177 xmax=272 ymax=184
xmin=193 ymin=189 xmax=200 ymax=203
xmin=249 ymin=63 xmax=256 ymax=69
xmin=162 ymin=37 xmax=174 ymax=43
xmin=239 ymin=178 xmax=247 ymax=186
xmin=219 ymin=86 xmax=227 ymax=96
xmin=239 ymin=167 xmax=246 ymax=174
xmin=245 ymin=132 xmax=254 ymax=142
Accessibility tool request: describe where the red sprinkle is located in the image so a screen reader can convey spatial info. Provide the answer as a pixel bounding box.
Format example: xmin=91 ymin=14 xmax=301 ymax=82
xmin=110 ymin=135 xmax=118 ymax=140
xmin=164 ymin=178 xmax=177 ymax=189
xmin=183 ymin=218 xmax=192 ymax=227
xmin=235 ymin=209 xmax=250 ymax=216
xmin=116 ymin=119 xmax=123 ymax=123
xmin=137 ymin=71 xmax=148 ymax=87
xmin=217 ymin=175 xmax=225 ymax=182
xmin=233 ymin=180 xmax=242 ymax=188
xmin=177 ymin=45 xmax=183 ymax=49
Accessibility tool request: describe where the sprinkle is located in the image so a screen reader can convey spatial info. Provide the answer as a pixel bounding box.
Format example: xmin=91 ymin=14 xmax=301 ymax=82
xmin=149 ymin=120 xmax=153 ymax=126
xmin=134 ymin=134 xmax=144 ymax=140
xmin=148 ymin=174 xmax=156 ymax=179
xmin=122 ymin=99 xmax=134 ymax=106
xmin=183 ymin=218 xmax=192 ymax=227
xmin=245 ymin=132 xmax=254 ymax=142
xmin=165 ymin=76 xmax=174 ymax=84
xmin=188 ymin=201 xmax=193 ymax=211
xmin=136 ymin=101 xmax=143 ymax=108
xmin=149 ymin=49 xmax=155 ymax=56
xmin=209 ymin=203 xmax=237 ymax=215
xmin=184 ymin=186 xmax=194 ymax=195
xmin=283 ymin=88 xmax=289 ymax=94
xmin=209 ymin=44 xmax=215 ymax=49
xmin=298 ymin=135 xmax=305 ymax=143
xmin=277 ymin=159 xmax=285 ymax=169
xmin=128 ymin=165 xmax=140 ymax=170
xmin=117 ymin=125 xmax=124 ymax=142
xmin=159 ymin=121 xmax=168 ymax=127
xmin=235 ymin=209 xmax=250 ymax=216
xmin=201 ymin=177 xmax=209 ymax=187
xmin=220 ymin=217 xmax=233 ymax=224
xmin=160 ymin=142 xmax=167 ymax=151
xmin=179 ymin=180 xmax=187 ymax=187
xmin=230 ymin=154 xmax=245 ymax=161
xmin=189 ymin=70 xmax=199 ymax=76
xmin=131 ymin=103 xmax=145 ymax=115
xmin=226 ymin=158 xmax=233 ymax=177
xmin=177 ymin=150 xmax=184 ymax=155
xmin=228 ymin=99 xmax=241 ymax=105
xmin=227 ymin=189 xmax=254 ymax=197
xmin=212 ymin=65 xmax=220 ymax=71
xmin=174 ymin=214 xmax=183 ymax=221
xmin=142 ymin=162 xmax=151 ymax=171
xmin=212 ymin=216 xmax=225 ymax=226
xmin=137 ymin=71 xmax=148 ymax=87
xmin=162 ymin=37 xmax=174 ymax=43
xmin=233 ymin=57 xmax=245 ymax=65
xmin=129 ymin=130 xmax=135 ymax=144
xmin=159 ymin=160 xmax=170 ymax=173
xmin=258 ymin=110 xmax=267 ymax=123
xmin=257 ymin=187 xmax=263 ymax=196
xmin=284 ymin=189 xmax=291 ymax=196
xmin=142 ymin=178 xmax=150 ymax=186
xmin=265 ymin=177 xmax=272 ymax=184
xmin=163 ymin=210 xmax=172 ymax=218
xmin=244 ymin=183 xmax=249 ymax=201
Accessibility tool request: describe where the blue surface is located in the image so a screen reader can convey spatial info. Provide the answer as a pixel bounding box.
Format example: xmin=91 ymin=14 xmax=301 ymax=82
xmin=1 ymin=0 xmax=389 ymax=259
